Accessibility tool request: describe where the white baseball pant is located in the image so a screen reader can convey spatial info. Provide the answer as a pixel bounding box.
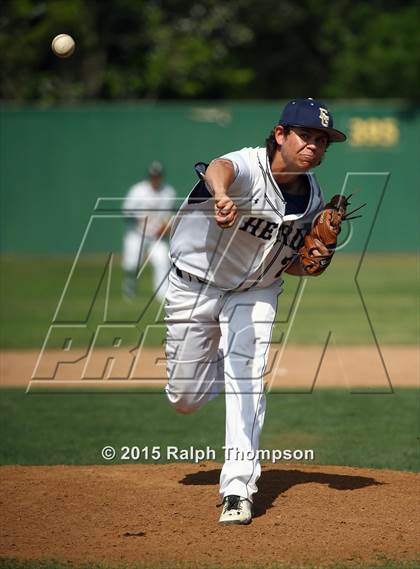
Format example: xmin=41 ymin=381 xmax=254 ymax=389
xmin=122 ymin=229 xmax=170 ymax=301
xmin=165 ymin=269 xmax=280 ymax=501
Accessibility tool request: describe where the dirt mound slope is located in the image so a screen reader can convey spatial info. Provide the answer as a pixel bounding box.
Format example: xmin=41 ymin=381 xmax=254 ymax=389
xmin=1 ymin=463 xmax=419 ymax=568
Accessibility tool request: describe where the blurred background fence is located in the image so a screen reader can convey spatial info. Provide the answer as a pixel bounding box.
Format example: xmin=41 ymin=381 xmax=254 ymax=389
xmin=1 ymin=100 xmax=419 ymax=254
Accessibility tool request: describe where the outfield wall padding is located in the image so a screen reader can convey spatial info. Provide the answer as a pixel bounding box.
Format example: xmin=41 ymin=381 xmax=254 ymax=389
xmin=0 ymin=101 xmax=418 ymax=253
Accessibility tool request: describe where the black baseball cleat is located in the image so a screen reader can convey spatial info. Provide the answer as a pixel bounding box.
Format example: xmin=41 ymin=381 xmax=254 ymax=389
xmin=218 ymin=495 xmax=252 ymax=525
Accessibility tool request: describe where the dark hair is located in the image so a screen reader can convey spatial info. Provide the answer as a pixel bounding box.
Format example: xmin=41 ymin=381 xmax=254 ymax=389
xmin=265 ymin=126 xmax=291 ymax=164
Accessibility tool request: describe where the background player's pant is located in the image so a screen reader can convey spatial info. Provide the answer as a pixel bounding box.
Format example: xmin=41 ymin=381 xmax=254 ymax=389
xmin=122 ymin=229 xmax=170 ymax=301
xmin=165 ymin=269 xmax=280 ymax=501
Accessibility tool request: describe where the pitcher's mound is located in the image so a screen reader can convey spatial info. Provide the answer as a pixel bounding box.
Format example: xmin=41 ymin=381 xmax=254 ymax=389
xmin=1 ymin=463 xmax=419 ymax=568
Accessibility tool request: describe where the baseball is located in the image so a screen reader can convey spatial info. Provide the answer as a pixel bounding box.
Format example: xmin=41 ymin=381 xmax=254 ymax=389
xmin=51 ymin=34 xmax=75 ymax=58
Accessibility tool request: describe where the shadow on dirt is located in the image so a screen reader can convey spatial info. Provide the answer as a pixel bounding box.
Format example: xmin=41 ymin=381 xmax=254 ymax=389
xmin=180 ymin=467 xmax=383 ymax=518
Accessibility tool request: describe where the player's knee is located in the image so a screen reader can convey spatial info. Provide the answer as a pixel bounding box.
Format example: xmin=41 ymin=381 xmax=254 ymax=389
xmin=172 ymin=397 xmax=198 ymax=415
xmin=165 ymin=386 xmax=200 ymax=415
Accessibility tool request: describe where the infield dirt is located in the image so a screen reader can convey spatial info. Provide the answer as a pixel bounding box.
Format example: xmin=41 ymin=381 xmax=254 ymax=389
xmin=1 ymin=463 xmax=419 ymax=568
xmin=1 ymin=348 xmax=419 ymax=567
xmin=1 ymin=345 xmax=418 ymax=389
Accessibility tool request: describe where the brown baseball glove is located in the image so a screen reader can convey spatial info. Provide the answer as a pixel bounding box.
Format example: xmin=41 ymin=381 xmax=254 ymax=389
xmin=298 ymin=194 xmax=364 ymax=276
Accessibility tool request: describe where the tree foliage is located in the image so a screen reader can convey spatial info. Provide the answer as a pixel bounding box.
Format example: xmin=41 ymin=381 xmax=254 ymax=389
xmin=0 ymin=0 xmax=418 ymax=102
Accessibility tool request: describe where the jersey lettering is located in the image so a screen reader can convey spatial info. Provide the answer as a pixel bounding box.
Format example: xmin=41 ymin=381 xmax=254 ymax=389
xmin=289 ymin=227 xmax=306 ymax=250
xmin=259 ymin=221 xmax=279 ymax=240
xmin=239 ymin=217 xmax=279 ymax=240
xmin=239 ymin=217 xmax=265 ymax=236
xmin=277 ymin=224 xmax=306 ymax=251
xmin=277 ymin=223 xmax=294 ymax=242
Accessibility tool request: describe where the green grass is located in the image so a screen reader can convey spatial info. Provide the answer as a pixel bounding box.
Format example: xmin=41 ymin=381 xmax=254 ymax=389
xmin=0 ymin=559 xmax=419 ymax=569
xmin=0 ymin=253 xmax=418 ymax=348
xmin=0 ymin=254 xmax=164 ymax=349
xmin=1 ymin=388 xmax=418 ymax=471
xmin=274 ymin=253 xmax=419 ymax=345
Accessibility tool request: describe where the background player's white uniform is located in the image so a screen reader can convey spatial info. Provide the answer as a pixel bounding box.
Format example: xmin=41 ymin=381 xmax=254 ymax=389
xmin=165 ymin=146 xmax=325 ymax=501
xmin=122 ymin=179 xmax=175 ymax=301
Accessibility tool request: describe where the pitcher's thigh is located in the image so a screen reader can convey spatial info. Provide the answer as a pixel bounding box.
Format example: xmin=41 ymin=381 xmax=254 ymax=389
xmin=165 ymin=276 xmax=222 ymax=413
xmin=220 ymin=284 xmax=279 ymax=386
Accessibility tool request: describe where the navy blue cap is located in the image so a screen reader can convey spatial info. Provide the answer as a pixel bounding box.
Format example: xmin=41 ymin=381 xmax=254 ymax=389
xmin=278 ymin=98 xmax=346 ymax=143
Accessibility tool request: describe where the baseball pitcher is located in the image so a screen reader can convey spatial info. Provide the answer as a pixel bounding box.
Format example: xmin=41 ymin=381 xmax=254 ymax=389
xmin=165 ymin=99 xmax=354 ymax=525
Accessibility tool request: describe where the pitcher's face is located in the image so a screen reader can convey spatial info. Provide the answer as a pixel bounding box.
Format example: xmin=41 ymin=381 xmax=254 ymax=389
xmin=275 ymin=126 xmax=329 ymax=171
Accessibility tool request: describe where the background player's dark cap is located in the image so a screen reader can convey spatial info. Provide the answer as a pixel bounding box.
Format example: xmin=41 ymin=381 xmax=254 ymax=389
xmin=148 ymin=160 xmax=164 ymax=176
xmin=278 ymin=98 xmax=346 ymax=143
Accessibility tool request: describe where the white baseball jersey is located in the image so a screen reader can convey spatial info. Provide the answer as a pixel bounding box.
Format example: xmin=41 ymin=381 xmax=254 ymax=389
xmin=123 ymin=180 xmax=176 ymax=239
xmin=170 ymin=147 xmax=325 ymax=290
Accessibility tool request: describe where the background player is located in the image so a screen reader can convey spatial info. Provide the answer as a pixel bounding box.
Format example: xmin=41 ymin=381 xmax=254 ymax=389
xmin=164 ymin=98 xmax=347 ymax=525
xmin=122 ymin=161 xmax=176 ymax=301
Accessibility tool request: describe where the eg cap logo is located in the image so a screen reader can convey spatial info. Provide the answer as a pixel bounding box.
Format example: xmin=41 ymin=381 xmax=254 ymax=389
xmin=319 ymin=107 xmax=330 ymax=127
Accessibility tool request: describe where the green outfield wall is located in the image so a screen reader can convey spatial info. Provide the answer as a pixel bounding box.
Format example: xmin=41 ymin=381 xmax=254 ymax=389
xmin=0 ymin=101 xmax=419 ymax=254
